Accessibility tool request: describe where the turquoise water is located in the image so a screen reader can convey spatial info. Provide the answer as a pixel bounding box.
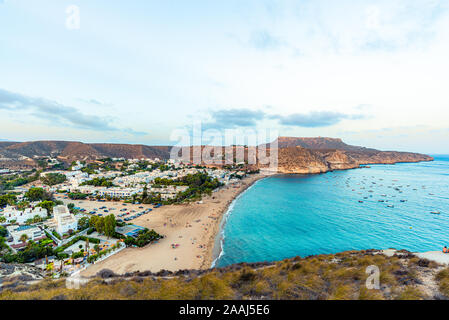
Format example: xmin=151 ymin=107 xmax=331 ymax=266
xmin=215 ymin=155 xmax=449 ymax=267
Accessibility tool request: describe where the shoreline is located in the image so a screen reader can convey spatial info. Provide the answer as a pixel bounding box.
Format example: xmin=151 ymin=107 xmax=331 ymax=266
xmin=80 ymin=173 xmax=269 ymax=277
xmin=79 ymin=159 xmax=435 ymax=277
xmin=206 ymin=174 xmax=268 ymax=269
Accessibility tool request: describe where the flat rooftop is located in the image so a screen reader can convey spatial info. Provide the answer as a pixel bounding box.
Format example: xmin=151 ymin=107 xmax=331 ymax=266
xmin=116 ymin=224 xmax=145 ymax=238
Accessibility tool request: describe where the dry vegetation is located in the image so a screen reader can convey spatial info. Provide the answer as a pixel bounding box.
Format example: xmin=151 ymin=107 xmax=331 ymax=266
xmin=0 ymin=250 xmax=446 ymax=300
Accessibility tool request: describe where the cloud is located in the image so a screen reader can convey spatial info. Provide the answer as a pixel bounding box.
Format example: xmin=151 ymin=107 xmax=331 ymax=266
xmin=249 ymin=30 xmax=285 ymax=50
xmin=203 ymin=108 xmax=266 ymax=130
xmin=78 ymin=98 xmax=113 ymax=107
xmin=272 ymin=111 xmax=366 ymax=127
xmin=201 ymin=108 xmax=365 ymax=130
xmin=0 ymin=88 xmax=145 ymax=135
xmin=355 ymin=104 xmax=372 ymax=110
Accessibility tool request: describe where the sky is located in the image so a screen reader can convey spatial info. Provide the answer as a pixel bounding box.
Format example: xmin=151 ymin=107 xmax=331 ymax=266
xmin=0 ymin=0 xmax=448 ymax=153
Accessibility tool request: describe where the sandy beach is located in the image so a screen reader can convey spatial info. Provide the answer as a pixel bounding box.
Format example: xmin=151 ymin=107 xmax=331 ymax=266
xmin=76 ymin=173 xmax=267 ymax=276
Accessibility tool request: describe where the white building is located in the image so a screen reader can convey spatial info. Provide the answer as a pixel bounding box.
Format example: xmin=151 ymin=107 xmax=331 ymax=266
xmin=72 ymin=161 xmax=84 ymax=171
xmin=6 ymin=225 xmax=46 ymax=249
xmin=1 ymin=206 xmax=48 ymax=224
xmin=52 ymin=205 xmax=78 ymax=235
xmin=148 ymin=185 xmax=189 ymax=200
xmin=96 ymin=187 xmax=142 ymax=198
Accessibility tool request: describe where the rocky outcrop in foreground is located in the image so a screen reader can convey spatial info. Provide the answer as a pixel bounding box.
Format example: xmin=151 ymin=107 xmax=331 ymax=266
xmin=0 ymin=262 xmax=46 ymax=284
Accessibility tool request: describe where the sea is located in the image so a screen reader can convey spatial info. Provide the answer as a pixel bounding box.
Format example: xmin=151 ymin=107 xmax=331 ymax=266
xmin=213 ymin=155 xmax=449 ymax=267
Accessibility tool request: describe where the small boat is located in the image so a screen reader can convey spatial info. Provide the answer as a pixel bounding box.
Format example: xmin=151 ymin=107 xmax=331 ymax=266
xmin=378 ymin=200 xmax=384 ymax=202
xmin=387 ymin=205 xmax=394 ymax=208
xmin=430 ymin=211 xmax=441 ymax=215
xmin=400 ymin=200 xmax=407 ymax=202
xmin=358 ymin=200 xmax=364 ymax=203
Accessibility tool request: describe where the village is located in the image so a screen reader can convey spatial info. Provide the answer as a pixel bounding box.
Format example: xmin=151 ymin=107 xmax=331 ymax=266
xmin=0 ymin=156 xmax=255 ymax=277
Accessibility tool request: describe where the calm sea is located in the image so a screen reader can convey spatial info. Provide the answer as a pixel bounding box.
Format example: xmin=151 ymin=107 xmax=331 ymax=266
xmin=214 ymin=155 xmax=449 ymax=267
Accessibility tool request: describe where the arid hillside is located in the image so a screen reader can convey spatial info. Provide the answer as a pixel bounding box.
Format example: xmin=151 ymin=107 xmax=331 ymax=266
xmin=0 ymin=137 xmax=433 ymax=173
xmin=0 ymin=141 xmax=172 ymax=164
xmin=273 ymin=136 xmax=377 ymax=152
xmin=1 ymin=250 xmax=448 ymax=300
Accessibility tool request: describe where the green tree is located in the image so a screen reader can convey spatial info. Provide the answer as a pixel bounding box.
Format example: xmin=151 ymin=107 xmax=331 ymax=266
xmin=68 ymin=192 xmax=88 ymax=200
xmin=104 ymin=214 xmax=116 ymax=238
xmin=32 ymin=215 xmax=44 ymax=223
xmin=95 ymin=218 xmax=105 ymax=234
xmin=37 ymin=200 xmax=55 ymax=216
xmin=17 ymin=201 xmax=30 ymax=211
xmin=36 ymin=159 xmax=48 ymax=169
xmin=40 ymin=173 xmax=67 ymax=186
xmin=19 ymin=234 xmax=28 ymax=244
xmin=0 ymin=194 xmax=17 ymax=206
xmin=0 ymin=226 xmax=7 ymax=237
xmin=25 ymin=187 xmax=51 ymax=202
xmin=77 ymin=217 xmax=89 ymax=231
xmin=80 ymin=177 xmax=114 ymax=188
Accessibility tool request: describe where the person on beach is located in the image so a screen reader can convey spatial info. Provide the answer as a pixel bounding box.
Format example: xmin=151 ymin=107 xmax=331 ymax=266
xmin=443 ymin=246 xmax=448 ymax=253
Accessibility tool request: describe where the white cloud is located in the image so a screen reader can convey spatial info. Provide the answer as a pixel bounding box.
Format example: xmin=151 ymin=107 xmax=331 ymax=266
xmin=1 ymin=0 xmax=448 ymax=152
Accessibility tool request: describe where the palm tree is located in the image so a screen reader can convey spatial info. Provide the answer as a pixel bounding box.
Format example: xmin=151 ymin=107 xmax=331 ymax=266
xmin=56 ymin=255 xmax=64 ymax=273
xmin=19 ymin=234 xmax=28 ymax=244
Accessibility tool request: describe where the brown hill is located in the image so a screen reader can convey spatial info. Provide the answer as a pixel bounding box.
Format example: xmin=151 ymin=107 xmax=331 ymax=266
xmin=4 ymin=141 xmax=74 ymax=158
xmin=273 ymin=136 xmax=377 ymax=152
xmin=0 ymin=138 xmax=433 ymax=173
xmin=89 ymin=144 xmax=171 ymax=160
xmin=60 ymin=142 xmax=103 ymax=161
xmin=275 ymin=146 xmax=329 ymax=174
xmin=265 ymin=137 xmax=433 ymax=173
xmin=0 ymin=141 xmax=172 ymax=164
xmin=0 ymin=141 xmax=18 ymax=148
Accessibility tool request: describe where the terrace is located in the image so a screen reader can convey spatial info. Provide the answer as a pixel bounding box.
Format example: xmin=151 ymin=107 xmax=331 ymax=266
xmin=116 ymin=224 xmax=145 ymax=238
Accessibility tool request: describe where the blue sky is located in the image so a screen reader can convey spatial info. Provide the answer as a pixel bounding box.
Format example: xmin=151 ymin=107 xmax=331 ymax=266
xmin=0 ymin=0 xmax=448 ymax=153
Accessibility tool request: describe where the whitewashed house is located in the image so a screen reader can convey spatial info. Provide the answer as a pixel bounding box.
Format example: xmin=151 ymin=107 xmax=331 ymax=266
xmin=1 ymin=206 xmax=48 ymax=224
xmin=6 ymin=225 xmax=46 ymax=249
xmin=51 ymin=205 xmax=78 ymax=235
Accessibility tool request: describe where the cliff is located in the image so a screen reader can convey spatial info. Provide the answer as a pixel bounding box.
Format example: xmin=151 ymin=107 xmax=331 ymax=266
xmin=275 ymin=146 xmax=329 ymax=174
xmin=269 ymin=137 xmax=433 ymax=174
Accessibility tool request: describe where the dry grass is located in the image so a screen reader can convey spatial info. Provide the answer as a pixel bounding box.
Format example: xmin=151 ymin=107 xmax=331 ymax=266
xmin=0 ymin=250 xmax=443 ymax=300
